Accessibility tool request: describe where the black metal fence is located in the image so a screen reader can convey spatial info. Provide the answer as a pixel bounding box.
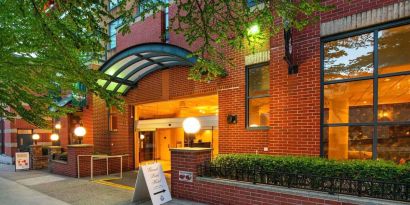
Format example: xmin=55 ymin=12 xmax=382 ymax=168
xmin=198 ymin=164 xmax=410 ymax=202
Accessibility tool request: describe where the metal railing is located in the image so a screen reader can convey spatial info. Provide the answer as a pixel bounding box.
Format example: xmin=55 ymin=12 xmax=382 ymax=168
xmin=198 ymin=164 xmax=410 ymax=202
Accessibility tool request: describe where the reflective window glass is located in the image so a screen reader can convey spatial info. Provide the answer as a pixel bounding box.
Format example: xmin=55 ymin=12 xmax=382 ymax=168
xmin=324 ymin=80 xmax=373 ymax=124
xmin=378 ymin=75 xmax=410 ymax=122
xmin=324 ymin=33 xmax=374 ymax=81
xmin=108 ymin=18 xmax=123 ymax=50
xmin=377 ymin=125 xmax=410 ymax=163
xmin=323 ymin=126 xmax=373 ymax=160
xmin=248 ymin=65 xmax=269 ymax=97
xmin=248 ymin=97 xmax=269 ymax=127
xmin=378 ymin=24 xmax=410 ymax=74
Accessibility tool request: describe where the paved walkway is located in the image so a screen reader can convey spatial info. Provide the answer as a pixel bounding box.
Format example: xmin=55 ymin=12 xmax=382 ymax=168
xmin=0 ymin=164 xmax=205 ymax=205
xmin=0 ymin=177 xmax=69 ymax=205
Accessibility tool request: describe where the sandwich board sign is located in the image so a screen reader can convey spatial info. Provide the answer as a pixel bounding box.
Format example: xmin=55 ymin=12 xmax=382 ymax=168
xmin=132 ymin=163 xmax=172 ymax=205
xmin=15 ymin=152 xmax=30 ymax=171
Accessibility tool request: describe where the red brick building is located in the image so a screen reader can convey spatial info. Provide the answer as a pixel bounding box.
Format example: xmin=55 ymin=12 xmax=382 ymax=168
xmin=2 ymin=0 xmax=410 ymax=169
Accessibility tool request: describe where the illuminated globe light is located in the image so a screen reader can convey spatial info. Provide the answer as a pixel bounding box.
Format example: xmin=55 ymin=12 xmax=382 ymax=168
xmin=50 ymin=133 xmax=59 ymax=141
xmin=32 ymin=133 xmax=40 ymax=140
xmin=55 ymin=123 xmax=61 ymax=129
xmin=183 ymin=117 xmax=201 ymax=134
xmin=247 ymin=24 xmax=260 ymax=36
xmin=74 ymin=126 xmax=86 ymax=137
xmin=140 ymin=134 xmax=145 ymax=140
xmin=74 ymin=126 xmax=86 ymax=144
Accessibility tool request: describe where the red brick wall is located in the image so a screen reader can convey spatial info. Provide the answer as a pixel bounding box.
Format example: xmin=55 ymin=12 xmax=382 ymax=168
xmin=171 ymin=149 xmax=356 ymax=205
xmin=86 ymin=0 xmax=405 ymax=164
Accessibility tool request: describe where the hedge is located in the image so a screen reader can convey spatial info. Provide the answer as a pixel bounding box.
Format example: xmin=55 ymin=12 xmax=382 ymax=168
xmin=211 ymin=154 xmax=410 ymax=183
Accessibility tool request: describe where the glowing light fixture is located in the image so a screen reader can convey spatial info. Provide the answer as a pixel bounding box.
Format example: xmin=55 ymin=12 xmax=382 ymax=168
xmin=32 ymin=134 xmax=40 ymax=145
xmin=140 ymin=134 xmax=145 ymax=140
xmin=183 ymin=117 xmax=201 ymax=134
xmin=247 ymin=24 xmax=260 ymax=36
xmin=55 ymin=123 xmax=61 ymax=129
xmin=50 ymin=133 xmax=59 ymax=141
xmin=74 ymin=125 xmax=86 ymax=144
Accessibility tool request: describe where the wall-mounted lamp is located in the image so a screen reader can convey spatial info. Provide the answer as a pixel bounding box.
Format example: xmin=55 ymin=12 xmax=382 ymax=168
xmin=32 ymin=134 xmax=40 ymax=145
xmin=227 ymin=114 xmax=237 ymax=124
xmin=284 ymin=28 xmax=298 ymax=75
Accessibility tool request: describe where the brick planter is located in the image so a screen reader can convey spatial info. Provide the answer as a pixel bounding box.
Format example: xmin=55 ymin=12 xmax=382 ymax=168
xmin=49 ymin=144 xmax=129 ymax=178
xmin=170 ymin=148 xmax=405 ymax=205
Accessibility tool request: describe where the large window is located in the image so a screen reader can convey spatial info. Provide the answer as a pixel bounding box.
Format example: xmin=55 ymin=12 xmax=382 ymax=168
xmin=108 ymin=18 xmax=123 ymax=50
xmin=246 ymin=62 xmax=270 ymax=128
xmin=321 ymin=20 xmax=410 ymax=163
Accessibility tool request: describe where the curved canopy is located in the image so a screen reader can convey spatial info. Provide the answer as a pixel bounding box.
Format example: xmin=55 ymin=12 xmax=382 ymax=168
xmin=98 ymin=43 xmax=196 ymax=94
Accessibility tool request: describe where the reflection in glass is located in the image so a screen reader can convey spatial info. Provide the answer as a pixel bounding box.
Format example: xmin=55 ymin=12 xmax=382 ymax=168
xmin=324 ymin=80 xmax=373 ymax=124
xmin=323 ymin=126 xmax=373 ymax=160
xmin=378 ymin=125 xmax=410 ymax=163
xmin=324 ymin=33 xmax=374 ymax=81
xmin=378 ymin=75 xmax=410 ymax=122
xmin=248 ymin=97 xmax=269 ymax=127
xmin=248 ymin=65 xmax=269 ymax=97
xmin=378 ymin=24 xmax=410 ymax=74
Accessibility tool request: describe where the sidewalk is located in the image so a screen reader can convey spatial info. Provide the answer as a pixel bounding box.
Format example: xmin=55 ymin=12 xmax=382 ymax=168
xmin=0 ymin=164 xmax=205 ymax=205
xmin=0 ymin=177 xmax=69 ymax=205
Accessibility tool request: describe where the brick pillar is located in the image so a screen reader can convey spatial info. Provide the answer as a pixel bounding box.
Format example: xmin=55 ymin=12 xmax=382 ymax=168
xmin=29 ymin=145 xmax=47 ymax=169
xmin=67 ymin=144 xmax=93 ymax=177
xmin=170 ymin=148 xmax=212 ymax=199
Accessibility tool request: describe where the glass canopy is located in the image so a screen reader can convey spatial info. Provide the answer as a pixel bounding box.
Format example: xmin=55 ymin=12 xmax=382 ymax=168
xmin=99 ymin=43 xmax=196 ymax=94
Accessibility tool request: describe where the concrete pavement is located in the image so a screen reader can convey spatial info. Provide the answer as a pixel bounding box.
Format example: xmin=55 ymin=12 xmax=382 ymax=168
xmin=0 ymin=164 xmax=205 ymax=205
xmin=0 ymin=177 xmax=70 ymax=205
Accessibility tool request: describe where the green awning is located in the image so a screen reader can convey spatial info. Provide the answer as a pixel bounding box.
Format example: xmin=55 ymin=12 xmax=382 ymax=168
xmin=99 ymin=43 xmax=196 ymax=94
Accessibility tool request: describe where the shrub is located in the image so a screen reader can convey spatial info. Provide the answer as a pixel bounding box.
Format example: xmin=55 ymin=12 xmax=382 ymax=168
xmin=211 ymin=154 xmax=410 ymax=183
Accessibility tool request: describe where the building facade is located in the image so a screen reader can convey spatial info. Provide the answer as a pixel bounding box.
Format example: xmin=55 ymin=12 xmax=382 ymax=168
xmin=1 ymin=0 xmax=409 ymax=169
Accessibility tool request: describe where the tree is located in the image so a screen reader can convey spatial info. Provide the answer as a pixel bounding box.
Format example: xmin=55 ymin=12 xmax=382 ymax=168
xmin=0 ymin=0 xmax=121 ymax=127
xmin=0 ymin=0 xmax=330 ymax=128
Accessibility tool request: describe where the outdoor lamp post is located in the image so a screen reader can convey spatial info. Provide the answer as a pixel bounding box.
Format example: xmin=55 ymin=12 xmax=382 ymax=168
xmin=74 ymin=125 xmax=86 ymax=144
xmin=32 ymin=133 xmax=40 ymax=145
xmin=54 ymin=123 xmax=61 ymax=130
xmin=50 ymin=133 xmax=59 ymax=146
xmin=183 ymin=117 xmax=201 ymax=147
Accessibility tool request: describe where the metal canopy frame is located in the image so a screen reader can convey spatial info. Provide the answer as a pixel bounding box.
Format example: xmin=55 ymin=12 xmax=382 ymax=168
xmin=99 ymin=43 xmax=196 ymax=94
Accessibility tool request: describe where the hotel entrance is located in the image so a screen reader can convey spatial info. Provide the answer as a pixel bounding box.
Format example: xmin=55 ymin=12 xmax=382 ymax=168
xmin=134 ymin=95 xmax=219 ymax=170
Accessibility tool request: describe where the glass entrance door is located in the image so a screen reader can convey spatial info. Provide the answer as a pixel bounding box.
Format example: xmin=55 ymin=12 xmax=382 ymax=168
xmin=139 ymin=131 xmax=155 ymax=162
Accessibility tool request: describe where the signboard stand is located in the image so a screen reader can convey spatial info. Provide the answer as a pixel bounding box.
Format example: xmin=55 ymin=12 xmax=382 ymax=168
xmin=132 ymin=162 xmax=172 ymax=205
xmin=15 ymin=152 xmax=30 ymax=171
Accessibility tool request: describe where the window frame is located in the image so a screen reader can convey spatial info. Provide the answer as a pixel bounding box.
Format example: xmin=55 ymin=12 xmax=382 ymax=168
xmin=108 ymin=0 xmax=121 ymax=11
xmin=320 ymin=18 xmax=410 ymax=159
xmin=245 ymin=61 xmax=270 ymax=130
xmin=108 ymin=17 xmax=123 ymax=50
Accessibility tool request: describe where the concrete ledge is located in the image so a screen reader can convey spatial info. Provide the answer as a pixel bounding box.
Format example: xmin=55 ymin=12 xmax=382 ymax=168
xmin=321 ymin=0 xmax=410 ymax=36
xmin=170 ymin=148 xmax=212 ymax=152
xmin=67 ymin=144 xmax=93 ymax=148
xmin=50 ymin=160 xmax=68 ymax=164
xmin=197 ymin=177 xmax=408 ymax=205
